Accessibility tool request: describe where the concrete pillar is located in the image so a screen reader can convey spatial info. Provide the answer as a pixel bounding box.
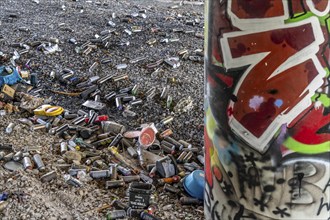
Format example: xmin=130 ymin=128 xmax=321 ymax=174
xmin=204 ymin=0 xmax=330 ymax=219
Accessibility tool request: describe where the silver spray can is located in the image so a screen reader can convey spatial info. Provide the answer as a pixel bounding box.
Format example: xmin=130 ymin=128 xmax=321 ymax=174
xmin=23 ymin=156 xmax=33 ymax=170
xmin=33 ymin=154 xmax=45 ymax=171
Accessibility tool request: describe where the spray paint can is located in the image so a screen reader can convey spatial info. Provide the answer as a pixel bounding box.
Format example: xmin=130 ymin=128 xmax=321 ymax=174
xmin=64 ymin=174 xmax=83 ymax=187
xmin=177 ymin=151 xmax=188 ymax=163
xmin=122 ymin=175 xmax=140 ymax=183
xmin=101 ymin=121 xmax=126 ymax=134
xmin=180 ymin=196 xmax=203 ymax=205
xmin=109 ymin=133 xmax=123 ymax=147
xmin=127 ymin=207 xmax=144 ymax=218
xmin=60 ymin=142 xmax=68 ymax=155
xmin=69 ymin=169 xmax=87 ymax=176
xmin=109 ymin=164 xmax=118 ymax=180
xmin=164 ymin=183 xmax=180 ymax=194
xmin=33 ymin=154 xmax=45 ymax=171
xmin=106 ymin=210 xmax=127 ymax=220
xmin=40 ymin=171 xmax=57 ymax=182
xmin=111 ymin=200 xmax=129 ymax=210
xmin=117 ymin=165 xmax=132 ymax=176
xmin=158 ymin=176 xmax=181 ymax=185
xmin=90 ymin=170 xmax=111 ymax=179
xmin=127 ymin=147 xmax=138 ymax=158
xmin=149 ymin=166 xmax=157 ymax=178
xmin=23 ymin=156 xmax=33 ymax=170
xmin=5 ymin=123 xmax=15 ymax=134
xmin=197 ymin=155 xmax=204 ymax=165
xmin=3 ymin=152 xmax=14 ymax=161
xmin=105 ymin=179 xmax=125 ymax=189
xmin=13 ymin=151 xmax=23 ymax=161
xmin=182 ymin=151 xmax=193 ymax=163
xmin=140 ymin=212 xmax=161 ymax=220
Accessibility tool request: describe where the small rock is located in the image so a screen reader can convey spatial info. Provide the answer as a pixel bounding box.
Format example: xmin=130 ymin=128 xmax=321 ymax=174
xmin=162 ymin=204 xmax=173 ymax=211
xmin=63 ymin=151 xmax=82 ymax=163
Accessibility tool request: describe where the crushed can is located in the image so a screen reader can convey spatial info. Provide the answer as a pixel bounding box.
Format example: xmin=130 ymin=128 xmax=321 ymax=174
xmin=155 ymin=155 xmax=178 ymax=178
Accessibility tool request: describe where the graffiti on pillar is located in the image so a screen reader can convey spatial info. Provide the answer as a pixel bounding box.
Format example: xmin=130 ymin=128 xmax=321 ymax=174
xmin=204 ymin=0 xmax=329 ymax=219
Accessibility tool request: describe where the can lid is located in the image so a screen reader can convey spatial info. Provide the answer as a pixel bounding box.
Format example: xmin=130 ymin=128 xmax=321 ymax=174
xmin=3 ymin=161 xmax=23 ymax=172
xmin=139 ymin=125 xmax=157 ymax=147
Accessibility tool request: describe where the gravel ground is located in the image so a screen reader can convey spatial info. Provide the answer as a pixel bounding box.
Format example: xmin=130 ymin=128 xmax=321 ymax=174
xmin=0 ymin=0 xmax=205 ymax=219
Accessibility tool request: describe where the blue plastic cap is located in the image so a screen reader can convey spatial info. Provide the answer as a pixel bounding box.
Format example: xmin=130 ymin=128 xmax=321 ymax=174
xmin=183 ymin=170 xmax=205 ymax=200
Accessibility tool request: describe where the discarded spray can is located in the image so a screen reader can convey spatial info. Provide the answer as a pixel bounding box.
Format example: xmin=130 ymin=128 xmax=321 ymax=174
xmin=79 ymin=128 xmax=93 ymax=139
xmin=109 ymin=164 xmax=118 ymax=180
xmin=3 ymin=153 xmax=14 ymax=162
xmin=102 ymin=121 xmax=126 ymax=134
xmin=148 ymin=166 xmax=157 ymax=178
xmin=147 ymin=203 xmax=158 ymax=215
xmin=113 ymin=74 xmax=128 ymax=82
xmin=105 ymin=179 xmax=125 ymax=189
xmin=121 ymin=138 xmax=134 ymax=148
xmin=23 ymin=156 xmax=33 ymax=170
xmin=92 ymin=137 xmax=113 ymax=147
xmin=158 ymin=176 xmax=181 ymax=185
xmin=64 ymin=174 xmax=82 ymax=187
xmin=164 ymin=136 xmax=183 ymax=150
xmin=69 ymin=168 xmax=87 ymax=176
xmin=182 ymin=151 xmax=193 ymax=163
xmin=106 ymin=210 xmax=126 ymax=220
xmin=85 ymin=156 xmax=101 ymax=165
xmin=56 ymin=124 xmax=69 ymax=134
xmin=122 ymin=175 xmax=140 ymax=183
xmin=178 ymin=140 xmax=192 ymax=149
xmin=160 ymin=144 xmax=175 ymax=155
xmin=140 ymin=212 xmax=161 ymax=220
xmin=93 ymin=160 xmax=108 ymax=170
xmin=177 ymin=151 xmax=188 ymax=163
xmin=127 ymin=147 xmax=138 ymax=158
xmin=52 ymin=116 xmax=62 ymax=127
xmin=31 ymin=124 xmax=49 ymax=131
xmin=117 ymin=165 xmax=132 ymax=176
xmin=64 ymin=112 xmax=78 ymax=120
xmin=159 ymin=129 xmax=173 ymax=139
xmin=129 ymin=99 xmax=143 ymax=106
xmin=60 ymin=142 xmax=68 ymax=155
xmin=89 ymin=62 xmax=99 ymax=73
xmin=104 ymin=91 xmax=117 ymax=101
xmin=137 ymin=146 xmax=145 ymax=168
xmin=126 ymin=207 xmax=143 ymax=218
xmin=115 ymin=97 xmax=123 ymax=110
xmin=33 ymin=154 xmax=45 ymax=171
xmin=40 ymin=171 xmax=57 ymax=183
xmin=184 ymin=163 xmax=196 ymax=172
xmin=182 ymin=147 xmax=199 ymax=153
xmin=88 ymin=111 xmax=98 ymax=125
xmin=90 ymin=170 xmax=111 ymax=179
xmin=180 ymin=196 xmax=203 ymax=205
xmin=139 ymin=172 xmax=153 ymax=184
xmin=5 ymin=123 xmax=15 ymax=134
xmin=122 ymin=109 xmax=136 ymax=117
xmin=13 ymin=151 xmax=23 ymax=161
xmin=97 ymin=132 xmax=111 ymax=140
xmin=72 ymin=116 xmax=86 ymax=125
xmin=111 ymin=200 xmax=129 ymax=210
xmin=159 ymin=116 xmax=174 ymax=126
xmin=197 ymin=155 xmax=204 ymax=165
xmin=109 ymin=133 xmax=123 ymax=147
xmin=164 ymin=183 xmax=180 ymax=194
